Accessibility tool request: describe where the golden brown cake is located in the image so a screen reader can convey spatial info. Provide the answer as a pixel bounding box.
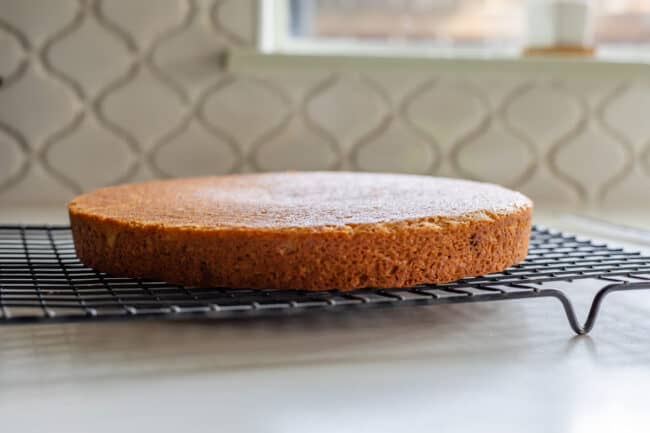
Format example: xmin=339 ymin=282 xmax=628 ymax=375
xmin=68 ymin=172 xmax=533 ymax=291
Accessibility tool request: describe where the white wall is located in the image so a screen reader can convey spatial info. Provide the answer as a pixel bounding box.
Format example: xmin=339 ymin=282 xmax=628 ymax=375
xmin=1 ymin=0 xmax=649 ymax=211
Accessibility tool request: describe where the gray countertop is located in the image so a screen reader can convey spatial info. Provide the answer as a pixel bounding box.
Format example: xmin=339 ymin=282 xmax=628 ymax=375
xmin=1 ymin=207 xmax=650 ymax=433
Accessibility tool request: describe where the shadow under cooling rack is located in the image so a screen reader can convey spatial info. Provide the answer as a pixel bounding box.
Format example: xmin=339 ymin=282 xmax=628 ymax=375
xmin=1 ymin=225 xmax=650 ymax=334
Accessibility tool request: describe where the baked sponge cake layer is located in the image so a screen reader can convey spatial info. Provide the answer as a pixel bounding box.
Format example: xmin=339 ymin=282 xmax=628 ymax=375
xmin=68 ymin=172 xmax=533 ymax=291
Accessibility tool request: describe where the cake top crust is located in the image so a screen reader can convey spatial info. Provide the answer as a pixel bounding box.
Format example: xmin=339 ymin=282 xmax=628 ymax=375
xmin=68 ymin=172 xmax=532 ymax=229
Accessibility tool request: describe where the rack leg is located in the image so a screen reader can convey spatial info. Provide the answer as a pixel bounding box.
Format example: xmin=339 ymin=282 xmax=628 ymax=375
xmin=542 ymin=290 xmax=586 ymax=335
xmin=544 ymin=282 xmax=650 ymax=335
xmin=582 ymin=282 xmax=650 ymax=334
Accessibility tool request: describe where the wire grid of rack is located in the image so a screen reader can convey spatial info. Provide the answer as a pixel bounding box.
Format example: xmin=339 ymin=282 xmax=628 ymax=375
xmin=1 ymin=225 xmax=650 ymax=334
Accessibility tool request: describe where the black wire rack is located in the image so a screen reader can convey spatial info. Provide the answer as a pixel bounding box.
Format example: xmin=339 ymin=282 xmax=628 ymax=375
xmin=1 ymin=225 xmax=650 ymax=334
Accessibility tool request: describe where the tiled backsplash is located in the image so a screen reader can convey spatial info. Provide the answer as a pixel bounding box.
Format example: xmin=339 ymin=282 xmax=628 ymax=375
xmin=1 ymin=0 xmax=649 ymax=211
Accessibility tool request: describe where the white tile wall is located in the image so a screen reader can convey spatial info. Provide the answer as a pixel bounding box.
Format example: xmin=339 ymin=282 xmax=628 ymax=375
xmin=1 ymin=0 xmax=649 ymax=211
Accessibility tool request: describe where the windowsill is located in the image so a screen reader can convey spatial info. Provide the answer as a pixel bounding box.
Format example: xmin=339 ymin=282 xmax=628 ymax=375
xmin=226 ymin=48 xmax=650 ymax=77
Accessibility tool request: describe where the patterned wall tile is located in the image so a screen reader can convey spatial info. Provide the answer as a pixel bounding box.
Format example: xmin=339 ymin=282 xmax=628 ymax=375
xmin=0 ymin=65 xmax=77 ymax=148
xmin=404 ymin=78 xmax=487 ymax=150
xmin=505 ymin=82 xmax=583 ymax=148
xmin=502 ymin=81 xmax=589 ymax=205
xmin=45 ymin=116 xmax=135 ymax=191
xmin=122 ymin=161 xmax=159 ymax=184
xmin=101 ymin=68 xmax=186 ymax=149
xmin=363 ymin=71 xmax=434 ymax=103
xmin=100 ymin=0 xmax=188 ymax=49
xmin=251 ymin=70 xmax=333 ymax=105
xmin=47 ymin=12 xmax=131 ymax=97
xmin=602 ymin=167 xmax=650 ymax=208
xmin=0 ymin=24 xmax=24 ymax=80
xmin=153 ymin=16 xmax=224 ymax=98
xmin=153 ymin=120 xmax=238 ymax=177
xmin=455 ymin=123 xmax=535 ymax=188
xmin=356 ymin=120 xmax=436 ymax=174
xmin=562 ymin=78 xmax=622 ymax=111
xmin=469 ymin=75 xmax=525 ymax=109
xmin=0 ymin=0 xmax=78 ymax=46
xmin=202 ymin=77 xmax=290 ymax=154
xmin=0 ymin=128 xmax=26 ymax=192
xmin=306 ymin=74 xmax=388 ymax=151
xmin=518 ymin=166 xmax=581 ymax=207
xmin=152 ymin=0 xmax=255 ymax=99
xmin=0 ymin=163 xmax=75 ymax=205
xmin=254 ymin=117 xmax=338 ymax=171
xmin=0 ymin=0 xmax=648 ymax=212
xmin=601 ymin=81 xmax=650 ymax=151
xmin=207 ymin=70 xmax=340 ymax=171
xmin=213 ymin=0 xmax=256 ymax=45
xmin=457 ymin=123 xmax=537 ymax=187
xmin=553 ymin=126 xmax=629 ymax=202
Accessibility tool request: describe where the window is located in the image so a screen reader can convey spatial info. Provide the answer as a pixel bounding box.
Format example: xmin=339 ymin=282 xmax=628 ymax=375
xmin=597 ymin=0 xmax=650 ymax=44
xmin=260 ymin=0 xmax=650 ymax=57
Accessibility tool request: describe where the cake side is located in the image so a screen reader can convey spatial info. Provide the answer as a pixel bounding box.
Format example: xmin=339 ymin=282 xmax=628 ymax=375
xmin=69 ymin=205 xmax=532 ymax=291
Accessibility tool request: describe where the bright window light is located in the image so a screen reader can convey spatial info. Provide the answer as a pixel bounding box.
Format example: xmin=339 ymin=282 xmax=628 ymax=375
xmin=259 ymin=0 xmax=650 ymax=57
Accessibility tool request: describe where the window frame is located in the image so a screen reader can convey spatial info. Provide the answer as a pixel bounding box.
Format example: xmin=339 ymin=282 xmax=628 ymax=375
xmin=257 ymin=0 xmax=523 ymax=58
xmin=255 ymin=0 xmax=650 ymax=62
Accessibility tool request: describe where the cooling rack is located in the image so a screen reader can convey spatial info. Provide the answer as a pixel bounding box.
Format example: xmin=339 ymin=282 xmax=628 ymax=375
xmin=1 ymin=225 xmax=649 ymax=334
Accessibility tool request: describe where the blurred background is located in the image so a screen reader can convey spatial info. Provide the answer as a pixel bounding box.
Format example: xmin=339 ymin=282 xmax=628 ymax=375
xmin=1 ymin=0 xmax=649 ymax=214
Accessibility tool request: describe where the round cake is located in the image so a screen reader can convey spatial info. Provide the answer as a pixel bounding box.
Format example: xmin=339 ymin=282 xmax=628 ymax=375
xmin=68 ymin=172 xmax=533 ymax=291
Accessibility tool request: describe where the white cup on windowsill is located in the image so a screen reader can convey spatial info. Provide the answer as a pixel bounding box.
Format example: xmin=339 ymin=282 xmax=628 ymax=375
xmin=524 ymin=0 xmax=595 ymax=56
